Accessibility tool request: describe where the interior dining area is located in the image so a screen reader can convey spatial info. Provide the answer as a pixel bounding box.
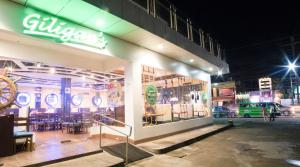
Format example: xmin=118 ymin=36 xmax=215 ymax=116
xmin=142 ymin=65 xmax=210 ymax=126
xmin=0 ymin=57 xmax=125 ymax=165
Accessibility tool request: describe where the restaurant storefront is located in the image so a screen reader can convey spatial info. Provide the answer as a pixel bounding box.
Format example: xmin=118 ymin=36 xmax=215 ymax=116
xmin=0 ymin=0 xmax=227 ymax=163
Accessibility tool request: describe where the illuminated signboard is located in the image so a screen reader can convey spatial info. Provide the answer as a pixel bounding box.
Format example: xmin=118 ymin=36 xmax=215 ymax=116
xmin=22 ymin=13 xmax=108 ymax=49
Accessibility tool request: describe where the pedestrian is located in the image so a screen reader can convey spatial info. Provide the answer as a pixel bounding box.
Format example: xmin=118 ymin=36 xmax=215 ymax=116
xmin=269 ymin=105 xmax=275 ymax=122
xmin=262 ymin=104 xmax=268 ymax=122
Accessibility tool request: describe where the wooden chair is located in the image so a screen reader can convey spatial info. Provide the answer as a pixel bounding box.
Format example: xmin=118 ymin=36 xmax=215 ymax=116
xmin=14 ymin=117 xmax=33 ymax=152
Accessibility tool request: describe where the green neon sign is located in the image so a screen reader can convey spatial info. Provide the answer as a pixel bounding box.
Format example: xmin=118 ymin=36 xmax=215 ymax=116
xmin=22 ymin=13 xmax=108 ymax=49
xmin=145 ymin=85 xmax=157 ymax=105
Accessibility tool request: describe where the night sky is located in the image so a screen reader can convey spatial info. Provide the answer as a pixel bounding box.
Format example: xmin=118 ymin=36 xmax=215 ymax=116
xmin=167 ymin=0 xmax=300 ymax=91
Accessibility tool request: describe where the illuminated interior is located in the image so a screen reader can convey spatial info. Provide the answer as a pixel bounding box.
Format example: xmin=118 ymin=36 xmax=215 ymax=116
xmin=142 ymin=65 xmax=209 ymax=126
xmin=1 ymin=56 xmax=125 ymax=134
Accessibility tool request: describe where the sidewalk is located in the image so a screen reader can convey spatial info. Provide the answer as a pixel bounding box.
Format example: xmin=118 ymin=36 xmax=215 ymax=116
xmin=139 ymin=124 xmax=232 ymax=154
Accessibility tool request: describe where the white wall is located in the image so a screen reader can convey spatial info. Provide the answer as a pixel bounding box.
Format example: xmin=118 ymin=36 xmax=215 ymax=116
xmin=0 ymin=0 xmax=213 ymax=141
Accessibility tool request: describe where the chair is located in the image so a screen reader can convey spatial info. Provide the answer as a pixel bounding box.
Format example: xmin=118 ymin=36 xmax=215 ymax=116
xmin=14 ymin=117 xmax=33 ymax=152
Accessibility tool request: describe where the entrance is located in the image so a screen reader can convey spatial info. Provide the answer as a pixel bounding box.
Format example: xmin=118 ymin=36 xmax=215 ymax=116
xmin=0 ymin=56 xmax=126 ymax=166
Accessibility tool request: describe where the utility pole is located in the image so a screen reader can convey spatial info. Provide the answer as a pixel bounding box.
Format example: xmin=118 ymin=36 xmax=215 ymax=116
xmin=290 ymin=36 xmax=299 ymax=104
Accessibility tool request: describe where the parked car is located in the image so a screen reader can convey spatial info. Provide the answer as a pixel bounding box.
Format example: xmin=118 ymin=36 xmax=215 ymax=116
xmin=275 ymin=103 xmax=293 ymax=116
xmin=212 ymin=106 xmax=236 ymax=118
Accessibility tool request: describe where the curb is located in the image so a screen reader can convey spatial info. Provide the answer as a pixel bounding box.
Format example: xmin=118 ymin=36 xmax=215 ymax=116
xmin=152 ymin=124 xmax=233 ymax=154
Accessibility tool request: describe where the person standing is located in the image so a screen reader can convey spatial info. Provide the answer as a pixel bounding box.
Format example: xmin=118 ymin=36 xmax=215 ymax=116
xmin=262 ymin=104 xmax=268 ymax=122
xmin=269 ymin=104 xmax=275 ymax=122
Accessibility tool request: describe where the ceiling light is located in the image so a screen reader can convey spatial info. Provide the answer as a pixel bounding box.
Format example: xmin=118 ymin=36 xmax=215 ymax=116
xmin=208 ymin=67 xmax=213 ymax=71
xmin=158 ymin=44 xmax=164 ymax=49
xmin=82 ymin=76 xmax=86 ymax=80
xmin=90 ymin=74 xmax=94 ymax=79
xmin=217 ymin=70 xmax=223 ymax=76
xmin=36 ymin=63 xmax=41 ymax=68
xmin=189 ymin=59 xmax=194 ymax=63
xmin=49 ymin=68 xmax=55 ymax=74
xmin=96 ymin=19 xmax=104 ymax=27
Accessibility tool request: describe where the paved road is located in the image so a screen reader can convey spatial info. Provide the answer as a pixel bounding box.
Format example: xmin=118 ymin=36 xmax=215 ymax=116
xmin=130 ymin=117 xmax=300 ymax=167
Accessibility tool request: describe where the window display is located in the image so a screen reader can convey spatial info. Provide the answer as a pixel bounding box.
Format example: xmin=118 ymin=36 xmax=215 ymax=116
xmin=142 ymin=65 xmax=209 ymax=126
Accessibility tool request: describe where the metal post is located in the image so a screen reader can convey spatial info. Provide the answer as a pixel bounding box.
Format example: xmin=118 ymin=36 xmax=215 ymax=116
xmin=217 ymin=43 xmax=221 ymax=59
xmin=189 ymin=20 xmax=193 ymax=41
xmin=290 ymin=36 xmax=299 ymax=104
xmin=173 ymin=7 xmax=178 ymax=32
xmin=169 ymin=5 xmax=173 ymax=29
xmin=186 ymin=18 xmax=190 ymax=39
xmin=125 ymin=136 xmax=129 ymax=165
xmin=147 ymin=0 xmax=150 ymax=14
xmin=153 ymin=0 xmax=156 ymax=18
xmin=290 ymin=72 xmax=294 ymax=105
xmin=99 ymin=124 xmax=102 ymax=148
xmin=199 ymin=29 xmax=204 ymax=48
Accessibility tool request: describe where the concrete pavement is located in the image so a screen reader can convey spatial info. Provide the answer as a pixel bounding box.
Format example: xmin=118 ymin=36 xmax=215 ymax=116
xmin=129 ymin=117 xmax=300 ymax=167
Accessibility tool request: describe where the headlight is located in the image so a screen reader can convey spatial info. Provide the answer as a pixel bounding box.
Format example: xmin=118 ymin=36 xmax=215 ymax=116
xmin=291 ymin=107 xmax=295 ymax=114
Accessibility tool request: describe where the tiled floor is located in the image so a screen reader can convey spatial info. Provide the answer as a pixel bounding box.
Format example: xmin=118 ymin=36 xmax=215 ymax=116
xmin=0 ymin=131 xmax=120 ymax=167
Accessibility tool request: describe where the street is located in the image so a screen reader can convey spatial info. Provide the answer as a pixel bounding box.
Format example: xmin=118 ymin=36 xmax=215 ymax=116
xmin=130 ymin=117 xmax=300 ymax=167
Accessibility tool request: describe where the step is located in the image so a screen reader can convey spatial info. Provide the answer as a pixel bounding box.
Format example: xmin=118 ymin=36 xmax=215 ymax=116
xmin=42 ymin=151 xmax=124 ymax=167
xmin=139 ymin=124 xmax=233 ymax=154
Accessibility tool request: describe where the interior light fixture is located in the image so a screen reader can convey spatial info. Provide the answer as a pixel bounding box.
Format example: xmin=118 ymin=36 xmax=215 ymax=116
xmin=189 ymin=59 xmax=194 ymax=63
xmin=49 ymin=68 xmax=55 ymax=74
xmin=36 ymin=63 xmax=41 ymax=68
xmin=82 ymin=76 xmax=86 ymax=80
xmin=208 ymin=67 xmax=213 ymax=71
xmin=158 ymin=44 xmax=164 ymax=50
xmin=90 ymin=74 xmax=94 ymax=79
xmin=96 ymin=19 xmax=105 ymax=27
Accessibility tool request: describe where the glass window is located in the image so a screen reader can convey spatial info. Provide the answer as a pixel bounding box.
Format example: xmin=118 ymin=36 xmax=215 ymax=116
xmin=141 ymin=65 xmax=209 ymax=126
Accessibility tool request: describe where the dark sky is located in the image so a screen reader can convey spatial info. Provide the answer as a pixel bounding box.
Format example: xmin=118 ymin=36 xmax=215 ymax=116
xmin=167 ymin=0 xmax=300 ymax=91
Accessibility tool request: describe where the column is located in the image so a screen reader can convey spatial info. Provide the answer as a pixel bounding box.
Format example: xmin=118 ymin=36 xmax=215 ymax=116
xmin=124 ymin=61 xmax=143 ymax=141
xmin=61 ymin=78 xmax=71 ymax=121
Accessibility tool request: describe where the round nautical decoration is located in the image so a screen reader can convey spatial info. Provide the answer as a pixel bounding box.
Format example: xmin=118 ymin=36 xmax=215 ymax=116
xmin=45 ymin=93 xmax=59 ymax=107
xmin=71 ymin=95 xmax=83 ymax=106
xmin=16 ymin=92 xmax=31 ymax=107
xmin=0 ymin=69 xmax=18 ymax=111
xmin=92 ymin=96 xmax=102 ymax=107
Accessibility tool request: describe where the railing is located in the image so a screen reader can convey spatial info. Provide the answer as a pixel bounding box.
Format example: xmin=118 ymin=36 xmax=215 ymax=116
xmin=96 ymin=114 xmax=132 ymax=165
xmin=130 ymin=0 xmax=224 ymax=61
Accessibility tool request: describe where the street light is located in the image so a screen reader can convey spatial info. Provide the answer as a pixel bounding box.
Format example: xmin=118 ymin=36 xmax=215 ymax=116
xmin=286 ymin=60 xmax=298 ymax=105
xmin=288 ymin=62 xmax=296 ymax=72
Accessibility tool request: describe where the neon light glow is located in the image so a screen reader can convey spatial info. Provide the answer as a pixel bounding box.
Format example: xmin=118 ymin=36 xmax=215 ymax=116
xmin=22 ymin=14 xmax=108 ymax=49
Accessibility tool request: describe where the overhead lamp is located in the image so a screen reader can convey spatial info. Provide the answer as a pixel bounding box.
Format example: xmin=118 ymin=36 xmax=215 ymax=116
xmin=158 ymin=44 xmax=164 ymax=50
xmin=36 ymin=63 xmax=41 ymax=68
xmin=49 ymin=68 xmax=55 ymax=74
xmin=96 ymin=19 xmax=105 ymax=27
xmin=90 ymin=74 xmax=94 ymax=79
xmin=217 ymin=70 xmax=222 ymax=76
xmin=82 ymin=76 xmax=86 ymax=80
xmin=208 ymin=67 xmax=213 ymax=71
xmin=189 ymin=59 xmax=194 ymax=63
